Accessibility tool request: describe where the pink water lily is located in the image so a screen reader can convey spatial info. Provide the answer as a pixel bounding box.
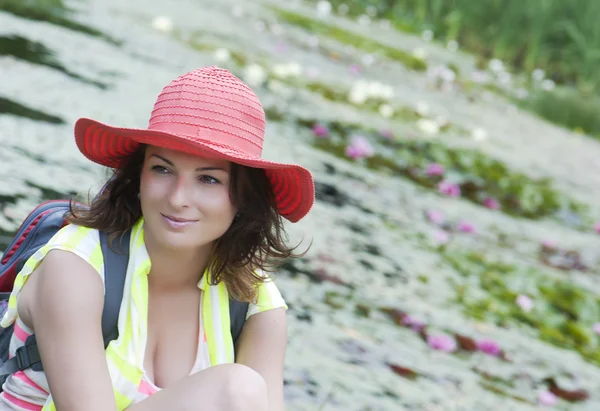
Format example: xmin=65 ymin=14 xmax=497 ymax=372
xmin=427 ymin=334 xmax=457 ymax=352
xmin=426 ymin=209 xmax=445 ymax=225
xmin=432 ymin=230 xmax=450 ymax=245
xmin=379 ymin=128 xmax=394 ymax=140
xmin=438 ymin=181 xmax=461 ymax=197
xmin=592 ymin=323 xmax=600 ymax=335
xmin=538 ymin=390 xmax=558 ymax=406
xmin=483 ymin=197 xmax=501 ymax=210
xmin=345 ymin=136 xmax=375 ymax=160
xmin=425 ymin=163 xmax=445 ymax=176
xmin=541 ymin=239 xmax=557 ymax=249
xmin=594 ymin=222 xmax=600 ymax=234
xmin=457 ymin=220 xmax=476 ymax=233
xmin=402 ymin=315 xmax=426 ymax=332
xmin=312 ymin=123 xmax=329 ymax=138
xmin=516 ymin=295 xmax=534 ymax=312
xmin=476 ymin=338 xmax=501 ymax=356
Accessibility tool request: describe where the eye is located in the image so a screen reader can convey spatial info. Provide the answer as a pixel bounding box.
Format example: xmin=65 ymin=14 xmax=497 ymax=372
xmin=198 ymin=175 xmax=221 ymax=185
xmin=151 ymin=165 xmax=170 ymax=174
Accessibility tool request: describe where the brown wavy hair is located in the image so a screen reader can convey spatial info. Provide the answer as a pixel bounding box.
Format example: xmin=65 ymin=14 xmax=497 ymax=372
xmin=65 ymin=145 xmax=307 ymax=302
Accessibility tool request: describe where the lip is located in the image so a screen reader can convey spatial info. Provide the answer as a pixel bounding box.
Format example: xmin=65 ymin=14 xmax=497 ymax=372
xmin=161 ymin=213 xmax=198 ymax=229
xmin=162 ymin=214 xmax=198 ymax=223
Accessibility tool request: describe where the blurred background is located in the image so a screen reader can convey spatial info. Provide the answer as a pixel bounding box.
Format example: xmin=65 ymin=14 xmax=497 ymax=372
xmin=2 ymin=0 xmax=600 ymax=409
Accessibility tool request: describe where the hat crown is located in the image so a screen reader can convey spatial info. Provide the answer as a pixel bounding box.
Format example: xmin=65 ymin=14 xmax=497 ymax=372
xmin=148 ymin=66 xmax=266 ymax=157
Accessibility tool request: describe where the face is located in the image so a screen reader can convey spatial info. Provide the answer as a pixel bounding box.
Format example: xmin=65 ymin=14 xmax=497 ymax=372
xmin=139 ymin=146 xmax=237 ymax=254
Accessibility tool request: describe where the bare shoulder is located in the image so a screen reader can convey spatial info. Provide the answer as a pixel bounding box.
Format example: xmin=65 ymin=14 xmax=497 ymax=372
xmin=18 ymin=249 xmax=104 ymax=331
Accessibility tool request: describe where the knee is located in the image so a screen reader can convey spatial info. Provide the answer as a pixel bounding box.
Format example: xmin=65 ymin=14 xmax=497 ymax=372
xmin=222 ymin=364 xmax=268 ymax=411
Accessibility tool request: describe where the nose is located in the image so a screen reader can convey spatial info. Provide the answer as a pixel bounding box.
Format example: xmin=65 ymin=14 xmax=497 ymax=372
xmin=168 ymin=175 xmax=191 ymax=209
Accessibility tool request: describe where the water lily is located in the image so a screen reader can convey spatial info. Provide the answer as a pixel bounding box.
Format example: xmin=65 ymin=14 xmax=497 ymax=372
xmin=345 ymin=136 xmax=374 ymax=160
xmin=415 ymin=101 xmax=430 ymax=117
xmin=538 ymin=390 xmax=558 ymax=406
xmin=379 ymin=129 xmax=394 ymax=140
xmin=425 ymin=163 xmax=445 ymax=176
xmin=427 ymin=334 xmax=457 ymax=352
xmin=412 ymin=47 xmax=427 ymax=60
xmin=532 ymin=68 xmax=545 ymax=82
xmin=426 ymin=209 xmax=445 ymax=225
xmin=316 ymin=0 xmax=332 ymax=18
xmin=482 ymin=197 xmax=500 ymax=210
xmin=416 ymin=119 xmax=440 ymax=137
xmin=470 ymin=71 xmax=490 ymax=84
xmin=243 ymin=64 xmax=267 ymax=87
xmin=438 ymin=181 xmax=461 ymax=197
xmin=457 ymin=221 xmax=476 ymax=233
xmin=592 ymin=323 xmax=600 ymax=335
xmin=471 ymin=127 xmax=488 ymax=141
xmin=541 ymin=79 xmax=555 ymax=91
xmin=488 ymin=58 xmax=505 ymax=73
xmin=214 ymin=48 xmax=230 ymax=63
xmin=379 ymin=104 xmax=394 ymax=118
xmin=432 ymin=230 xmax=450 ymax=246
xmin=541 ymin=239 xmax=557 ymax=249
xmin=402 ymin=314 xmax=426 ymax=332
xmin=272 ymin=62 xmax=303 ymax=79
xmin=516 ymin=295 xmax=534 ymax=312
xmin=349 ymin=64 xmax=361 ymax=76
xmin=151 ymin=16 xmax=173 ymax=33
xmin=593 ymin=221 xmax=600 ymax=234
xmin=421 ymin=29 xmax=434 ymax=42
xmin=476 ymin=338 xmax=501 ymax=356
xmin=312 ymin=123 xmax=329 ymax=138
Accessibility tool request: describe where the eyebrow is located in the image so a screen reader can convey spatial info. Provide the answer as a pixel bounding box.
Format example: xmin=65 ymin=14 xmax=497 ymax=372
xmin=150 ymin=154 xmax=228 ymax=172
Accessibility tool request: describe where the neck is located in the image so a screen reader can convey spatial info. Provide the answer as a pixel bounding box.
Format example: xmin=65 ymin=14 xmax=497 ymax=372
xmin=144 ymin=236 xmax=213 ymax=290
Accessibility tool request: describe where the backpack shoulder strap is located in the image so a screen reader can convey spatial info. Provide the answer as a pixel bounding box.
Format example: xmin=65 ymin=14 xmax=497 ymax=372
xmin=99 ymin=229 xmax=131 ymax=348
xmin=0 ymin=229 xmax=131 ymax=377
xmin=229 ymin=298 xmax=249 ymax=348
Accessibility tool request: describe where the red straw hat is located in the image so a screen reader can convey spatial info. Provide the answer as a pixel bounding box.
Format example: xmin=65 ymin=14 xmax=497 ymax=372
xmin=74 ymin=66 xmax=314 ymax=223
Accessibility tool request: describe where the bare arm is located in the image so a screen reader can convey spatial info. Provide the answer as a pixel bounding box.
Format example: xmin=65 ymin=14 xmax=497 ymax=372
xmin=235 ymin=308 xmax=287 ymax=411
xmin=20 ymin=249 xmax=117 ymax=411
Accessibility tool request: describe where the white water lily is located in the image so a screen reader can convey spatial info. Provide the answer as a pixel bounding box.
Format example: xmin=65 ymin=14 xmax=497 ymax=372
xmin=417 ymin=119 xmax=440 ymax=137
xmin=412 ymin=47 xmax=427 ymax=60
xmin=471 ymin=127 xmax=488 ymax=141
xmin=488 ymin=58 xmax=504 ymax=73
xmin=357 ymin=14 xmax=371 ymax=26
xmin=267 ymin=80 xmax=294 ymax=98
xmin=348 ymin=88 xmax=368 ymax=105
xmin=415 ymin=101 xmax=430 ymax=117
xmin=316 ymin=0 xmax=332 ymax=17
xmin=243 ymin=64 xmax=267 ymax=87
xmin=348 ymin=80 xmax=394 ymax=105
xmin=272 ymin=62 xmax=303 ymax=79
xmin=379 ymin=104 xmax=394 ymax=118
xmin=151 ymin=16 xmax=173 ymax=33
xmin=361 ymin=54 xmax=375 ymax=66
xmin=532 ymin=68 xmax=545 ymax=82
xmin=214 ymin=48 xmax=231 ymax=63
xmin=541 ymin=79 xmax=555 ymax=91
xmin=421 ymin=30 xmax=434 ymax=42
xmin=337 ymin=3 xmax=349 ymax=15
xmin=470 ymin=70 xmax=489 ymax=84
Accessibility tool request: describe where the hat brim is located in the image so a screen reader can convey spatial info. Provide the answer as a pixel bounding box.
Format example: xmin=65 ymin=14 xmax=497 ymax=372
xmin=74 ymin=118 xmax=314 ymax=223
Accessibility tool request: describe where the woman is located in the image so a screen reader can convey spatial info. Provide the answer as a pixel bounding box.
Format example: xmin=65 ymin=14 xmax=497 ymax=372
xmin=0 ymin=66 xmax=314 ymax=410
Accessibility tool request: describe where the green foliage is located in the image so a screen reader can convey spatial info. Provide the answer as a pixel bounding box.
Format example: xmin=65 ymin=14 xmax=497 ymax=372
xmin=519 ymin=87 xmax=600 ymax=139
xmin=0 ymin=0 xmax=120 ymax=43
xmin=303 ymin=119 xmax=586 ymax=223
xmin=316 ymin=0 xmax=600 ymax=93
xmin=444 ymin=250 xmax=600 ymax=365
xmin=270 ymin=6 xmax=427 ymax=71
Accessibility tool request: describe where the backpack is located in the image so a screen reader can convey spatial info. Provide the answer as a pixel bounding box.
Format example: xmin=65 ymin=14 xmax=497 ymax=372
xmin=0 ymin=200 xmax=248 ymax=388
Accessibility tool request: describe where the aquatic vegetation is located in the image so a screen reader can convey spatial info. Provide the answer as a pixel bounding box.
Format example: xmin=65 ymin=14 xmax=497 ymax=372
xmin=0 ymin=35 xmax=108 ymax=89
xmin=294 ymin=117 xmax=586 ymax=223
xmin=444 ymin=250 xmax=600 ymax=365
xmin=269 ymin=6 xmax=427 ymax=71
xmin=0 ymin=0 xmax=120 ymax=44
xmin=0 ymin=97 xmax=65 ymax=124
